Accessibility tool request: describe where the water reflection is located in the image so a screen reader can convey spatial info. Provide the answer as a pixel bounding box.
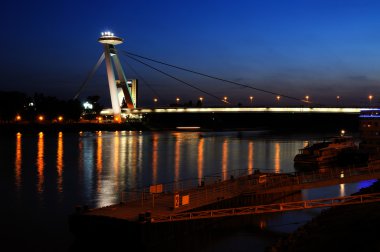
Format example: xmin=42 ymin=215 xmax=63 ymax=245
xmin=152 ymin=133 xmax=159 ymax=184
xmin=222 ymin=139 xmax=228 ymax=180
xmin=37 ymin=132 xmax=44 ymax=193
xmin=57 ymin=132 xmax=64 ymax=193
xmin=96 ymin=133 xmax=103 ymax=193
xmin=274 ymin=143 xmax=280 ymax=173
xmin=174 ymin=133 xmax=181 ymax=182
xmin=197 ymin=138 xmax=204 ymax=184
xmin=15 ymin=132 xmax=22 ymax=190
xmin=340 ymin=183 xmax=345 ymax=197
xmin=248 ymin=141 xmax=254 ymax=174
xmin=19 ymin=131 xmax=330 ymax=207
xmin=113 ymin=131 xmax=120 ymax=193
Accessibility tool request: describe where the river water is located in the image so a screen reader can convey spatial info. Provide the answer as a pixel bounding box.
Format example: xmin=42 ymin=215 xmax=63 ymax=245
xmin=0 ymin=130 xmax=374 ymax=251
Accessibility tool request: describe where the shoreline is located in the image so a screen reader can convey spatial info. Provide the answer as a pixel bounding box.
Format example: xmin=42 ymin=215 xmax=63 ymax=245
xmin=267 ymin=179 xmax=380 ymax=252
xmin=0 ymin=122 xmax=359 ymax=135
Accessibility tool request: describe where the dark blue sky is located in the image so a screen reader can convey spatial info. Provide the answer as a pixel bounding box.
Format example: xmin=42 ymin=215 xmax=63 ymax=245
xmin=1 ymin=0 xmax=380 ymax=107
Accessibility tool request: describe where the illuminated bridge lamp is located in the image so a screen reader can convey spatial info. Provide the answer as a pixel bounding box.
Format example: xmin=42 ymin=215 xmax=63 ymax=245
xmin=176 ymin=97 xmax=180 ymax=103
xmin=15 ymin=115 xmax=21 ymax=121
xmin=369 ymin=95 xmax=374 ymax=105
xmin=249 ymin=96 xmax=253 ymax=103
xmin=98 ymin=31 xmax=137 ymax=122
xmin=38 ymin=116 xmax=44 ymax=121
xmin=305 ymin=95 xmax=309 ymax=102
xmin=276 ymin=96 xmax=281 ymax=102
xmin=58 ymin=116 xmax=63 ymax=122
xmin=199 ymin=97 xmax=203 ymax=102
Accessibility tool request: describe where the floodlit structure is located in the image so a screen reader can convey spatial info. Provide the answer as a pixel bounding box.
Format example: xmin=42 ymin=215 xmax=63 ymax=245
xmin=98 ymin=31 xmax=137 ymax=121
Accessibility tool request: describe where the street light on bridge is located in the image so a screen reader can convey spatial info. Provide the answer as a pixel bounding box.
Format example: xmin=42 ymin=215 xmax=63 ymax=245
xmin=305 ymin=95 xmax=309 ymax=102
xmin=153 ymin=98 xmax=158 ymax=106
xmin=276 ymin=95 xmax=281 ymax=103
xmin=249 ymin=96 xmax=254 ymax=104
xmin=176 ymin=97 xmax=180 ymax=104
xmin=369 ymin=95 xmax=373 ymax=106
xmin=223 ymin=96 xmax=228 ymax=103
xmin=336 ymin=96 xmax=340 ymax=107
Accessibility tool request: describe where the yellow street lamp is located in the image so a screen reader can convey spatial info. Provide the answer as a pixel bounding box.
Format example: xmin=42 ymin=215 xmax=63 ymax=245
xmin=276 ymin=95 xmax=281 ymax=102
xmin=249 ymin=96 xmax=253 ymax=104
xmin=199 ymin=97 xmax=203 ymax=102
xmin=369 ymin=95 xmax=373 ymax=105
xmin=305 ymin=95 xmax=309 ymax=102
xmin=176 ymin=97 xmax=180 ymax=104
xmin=223 ymin=96 xmax=228 ymax=103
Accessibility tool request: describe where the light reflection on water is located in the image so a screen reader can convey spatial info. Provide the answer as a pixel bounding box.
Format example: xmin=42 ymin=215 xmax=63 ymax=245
xmin=5 ymin=130 xmax=376 ymax=252
xmin=14 ymin=130 xmax=370 ymax=208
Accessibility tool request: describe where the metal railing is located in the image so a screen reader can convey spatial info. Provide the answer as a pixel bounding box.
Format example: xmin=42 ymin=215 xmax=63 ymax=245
xmin=151 ymin=192 xmax=380 ymax=222
xmin=119 ymin=165 xmax=380 ymax=212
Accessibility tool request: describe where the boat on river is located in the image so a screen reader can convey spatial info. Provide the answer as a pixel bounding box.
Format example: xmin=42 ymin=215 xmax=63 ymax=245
xmin=294 ymin=136 xmax=365 ymax=169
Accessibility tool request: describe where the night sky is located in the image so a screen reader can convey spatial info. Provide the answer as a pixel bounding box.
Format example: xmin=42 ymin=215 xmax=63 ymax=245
xmin=1 ymin=0 xmax=380 ymax=107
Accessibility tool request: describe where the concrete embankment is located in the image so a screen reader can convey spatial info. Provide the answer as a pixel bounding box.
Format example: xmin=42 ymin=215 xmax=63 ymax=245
xmin=267 ymin=180 xmax=380 ymax=252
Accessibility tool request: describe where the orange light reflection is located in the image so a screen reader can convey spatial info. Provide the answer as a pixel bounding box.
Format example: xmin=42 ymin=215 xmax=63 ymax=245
xmin=96 ymin=133 xmax=103 ymax=193
xmin=152 ymin=133 xmax=159 ymax=184
xmin=113 ymin=131 xmax=120 ymax=192
xmin=57 ymin=132 xmax=64 ymax=192
xmin=197 ymin=138 xmax=204 ymax=184
xmin=248 ymin=141 xmax=254 ymax=174
xmin=274 ymin=143 xmax=280 ymax=173
xmin=174 ymin=133 xmax=181 ymax=182
xmin=222 ymin=139 xmax=228 ymax=180
xmin=15 ymin=132 xmax=22 ymax=189
xmin=37 ymin=132 xmax=44 ymax=193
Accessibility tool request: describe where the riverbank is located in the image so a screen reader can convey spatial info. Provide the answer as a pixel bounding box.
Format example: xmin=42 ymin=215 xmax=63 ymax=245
xmin=267 ymin=179 xmax=380 ymax=252
xmin=0 ymin=122 xmax=148 ymax=133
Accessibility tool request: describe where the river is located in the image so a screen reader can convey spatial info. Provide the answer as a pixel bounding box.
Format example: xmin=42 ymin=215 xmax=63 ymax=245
xmin=0 ymin=130 xmax=374 ymax=251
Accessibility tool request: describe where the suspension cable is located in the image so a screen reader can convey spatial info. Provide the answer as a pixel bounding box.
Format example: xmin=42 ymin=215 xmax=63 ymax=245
xmin=124 ymin=53 xmax=230 ymax=104
xmin=122 ymin=50 xmax=311 ymax=104
xmin=123 ymin=59 xmax=163 ymax=102
xmin=73 ymin=53 xmax=105 ymax=100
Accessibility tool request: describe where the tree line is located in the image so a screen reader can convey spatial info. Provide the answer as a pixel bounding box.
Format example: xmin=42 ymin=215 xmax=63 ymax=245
xmin=0 ymin=91 xmax=103 ymax=123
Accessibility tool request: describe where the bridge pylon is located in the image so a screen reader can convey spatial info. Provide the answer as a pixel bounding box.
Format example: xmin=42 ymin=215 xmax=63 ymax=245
xmin=98 ymin=31 xmax=137 ymax=122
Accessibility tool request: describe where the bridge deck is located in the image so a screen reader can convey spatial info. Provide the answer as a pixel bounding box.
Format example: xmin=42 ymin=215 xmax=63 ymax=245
xmin=82 ymin=165 xmax=380 ymax=223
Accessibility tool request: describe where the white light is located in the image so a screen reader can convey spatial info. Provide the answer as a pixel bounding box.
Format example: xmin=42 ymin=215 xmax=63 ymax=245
xmin=83 ymin=101 xmax=93 ymax=110
xmin=101 ymin=32 xmax=104 ymax=36
xmin=111 ymin=33 xmax=114 ymax=36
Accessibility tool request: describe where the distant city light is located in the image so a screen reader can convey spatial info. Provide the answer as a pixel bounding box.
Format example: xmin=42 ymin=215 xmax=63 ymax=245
xmin=83 ymin=101 xmax=93 ymax=109
xmin=38 ymin=116 xmax=44 ymax=121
